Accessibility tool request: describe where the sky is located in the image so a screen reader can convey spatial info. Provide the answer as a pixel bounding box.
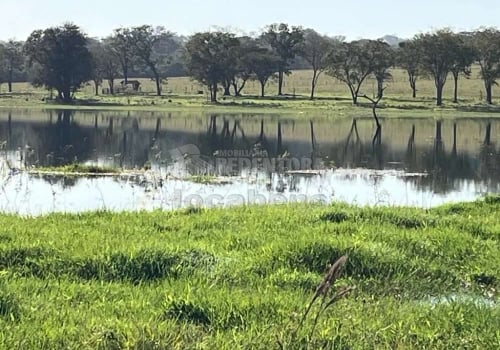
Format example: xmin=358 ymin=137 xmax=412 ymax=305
xmin=0 ymin=0 xmax=499 ymax=41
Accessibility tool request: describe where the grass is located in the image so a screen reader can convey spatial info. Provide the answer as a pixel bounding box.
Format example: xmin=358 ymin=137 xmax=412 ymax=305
xmin=32 ymin=163 xmax=119 ymax=175
xmin=185 ymin=175 xmax=219 ymax=184
xmin=0 ymin=196 xmax=498 ymax=349
xmin=2 ymin=66 xmax=500 ymax=118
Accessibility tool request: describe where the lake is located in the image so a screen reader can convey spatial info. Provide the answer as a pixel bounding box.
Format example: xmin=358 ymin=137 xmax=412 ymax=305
xmin=0 ymin=109 xmax=498 ymax=215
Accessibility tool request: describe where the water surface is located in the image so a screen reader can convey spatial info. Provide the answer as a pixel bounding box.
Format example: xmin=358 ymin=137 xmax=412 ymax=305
xmin=0 ymin=110 xmax=498 ymax=214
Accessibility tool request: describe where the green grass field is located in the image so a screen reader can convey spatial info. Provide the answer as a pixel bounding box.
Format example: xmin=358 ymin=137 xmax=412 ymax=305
xmin=2 ymin=67 xmax=500 ymax=117
xmin=0 ymin=197 xmax=498 ymax=349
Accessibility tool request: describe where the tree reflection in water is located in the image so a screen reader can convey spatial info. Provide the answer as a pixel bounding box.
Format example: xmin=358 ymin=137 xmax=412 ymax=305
xmin=0 ymin=111 xmax=497 ymax=195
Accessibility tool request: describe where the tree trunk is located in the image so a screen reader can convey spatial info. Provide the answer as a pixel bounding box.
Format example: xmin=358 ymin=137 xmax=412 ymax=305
xmin=7 ymin=69 xmax=13 ymax=93
xmin=211 ymin=83 xmax=218 ymax=102
xmin=260 ymin=81 xmax=266 ymax=97
xmin=310 ymin=70 xmax=317 ymax=100
xmin=62 ymin=87 xmax=72 ymax=103
xmin=278 ymin=70 xmax=284 ymax=95
xmin=223 ymin=85 xmax=231 ymax=96
xmin=452 ymin=73 xmax=459 ymax=103
xmin=408 ymin=73 xmax=417 ymax=98
xmin=436 ymin=83 xmax=443 ymax=106
xmin=485 ymin=82 xmax=493 ymax=104
xmin=377 ymin=78 xmax=384 ymax=99
xmin=484 ymin=122 xmax=491 ymax=145
xmin=94 ymin=81 xmax=99 ymax=96
xmin=349 ymin=86 xmax=357 ymax=105
xmin=232 ymin=82 xmax=239 ymax=96
xmin=154 ymin=73 xmax=161 ymax=96
xmin=235 ymin=79 xmax=247 ymax=97
xmin=108 ymin=79 xmax=115 ymax=95
xmin=372 ymin=104 xmax=380 ymax=128
xmin=123 ymin=66 xmax=128 ymax=84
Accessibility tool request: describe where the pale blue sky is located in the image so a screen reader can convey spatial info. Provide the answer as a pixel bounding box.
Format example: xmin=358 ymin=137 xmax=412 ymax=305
xmin=0 ymin=0 xmax=498 ymax=41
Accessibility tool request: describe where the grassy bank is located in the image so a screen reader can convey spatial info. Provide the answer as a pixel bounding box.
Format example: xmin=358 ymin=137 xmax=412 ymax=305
xmin=3 ymin=91 xmax=500 ymax=119
xmin=2 ymin=68 xmax=500 ymax=118
xmin=0 ymin=197 xmax=498 ymax=349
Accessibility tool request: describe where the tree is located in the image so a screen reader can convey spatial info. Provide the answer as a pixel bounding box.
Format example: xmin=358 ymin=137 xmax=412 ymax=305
xmin=248 ymin=49 xmax=281 ymax=97
xmin=0 ymin=48 xmax=5 ymax=90
xmin=415 ymin=30 xmax=458 ymax=106
xmin=24 ymin=23 xmax=92 ymax=102
xmin=326 ymin=40 xmax=376 ymax=105
xmin=262 ymin=23 xmax=304 ymax=95
xmin=0 ymin=58 xmax=5 ymax=92
xmin=397 ymin=40 xmax=420 ymax=98
xmin=184 ymin=31 xmax=240 ymax=102
xmin=449 ymin=33 xmax=475 ymax=103
xmin=202 ymin=36 xmax=267 ymax=97
xmin=88 ymin=39 xmax=105 ymax=95
xmin=0 ymin=40 xmax=24 ymax=93
xmin=130 ymin=25 xmax=173 ymax=96
xmin=230 ymin=37 xmax=260 ymax=96
xmin=220 ymin=37 xmax=241 ymax=96
xmin=110 ymin=28 xmax=134 ymax=84
xmin=100 ymin=39 xmax=121 ymax=94
xmin=369 ymin=40 xmax=395 ymax=99
xmin=302 ymin=29 xmax=338 ymax=100
xmin=472 ymin=28 xmax=500 ymax=104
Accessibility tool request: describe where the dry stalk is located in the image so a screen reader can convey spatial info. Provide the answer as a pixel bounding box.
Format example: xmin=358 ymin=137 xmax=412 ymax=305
xmin=298 ymin=255 xmax=348 ymax=328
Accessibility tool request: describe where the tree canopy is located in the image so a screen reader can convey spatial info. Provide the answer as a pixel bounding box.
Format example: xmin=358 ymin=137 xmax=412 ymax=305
xmin=302 ymin=29 xmax=339 ymax=100
xmin=4 ymin=22 xmax=500 ymax=105
xmin=184 ymin=31 xmax=240 ymax=102
xmin=414 ymin=30 xmax=460 ymax=106
xmin=0 ymin=40 xmax=24 ymax=92
xmin=472 ymin=28 xmax=500 ymax=104
xmin=129 ymin=25 xmax=174 ymax=96
xmin=369 ymin=40 xmax=395 ymax=99
xmin=327 ymin=40 xmax=379 ymax=104
xmin=448 ymin=32 xmax=475 ymax=103
xmin=24 ymin=23 xmax=92 ymax=102
xmin=262 ymin=23 xmax=305 ymax=96
xmin=397 ymin=40 xmax=421 ymax=98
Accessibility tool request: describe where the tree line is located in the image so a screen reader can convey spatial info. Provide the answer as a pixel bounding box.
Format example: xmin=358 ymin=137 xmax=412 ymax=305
xmin=1 ymin=23 xmax=500 ymax=105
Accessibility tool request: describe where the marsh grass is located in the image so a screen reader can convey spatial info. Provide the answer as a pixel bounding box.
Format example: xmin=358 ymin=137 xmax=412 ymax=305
xmin=0 ymin=197 xmax=498 ymax=348
xmin=33 ymin=163 xmax=119 ymax=175
xmin=185 ymin=175 xmax=218 ymax=184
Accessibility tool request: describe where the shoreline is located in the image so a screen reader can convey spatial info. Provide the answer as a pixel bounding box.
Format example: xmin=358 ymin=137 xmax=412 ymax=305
xmin=2 ymin=95 xmax=500 ymax=118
